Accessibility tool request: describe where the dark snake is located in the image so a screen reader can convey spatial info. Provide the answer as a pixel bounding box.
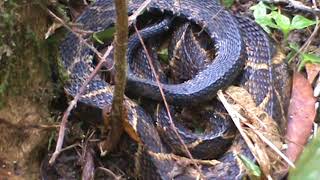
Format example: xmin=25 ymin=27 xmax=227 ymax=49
xmin=60 ymin=0 xmax=291 ymax=179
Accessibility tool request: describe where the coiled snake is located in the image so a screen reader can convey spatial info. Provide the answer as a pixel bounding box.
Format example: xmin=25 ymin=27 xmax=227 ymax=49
xmin=60 ymin=0 xmax=291 ymax=179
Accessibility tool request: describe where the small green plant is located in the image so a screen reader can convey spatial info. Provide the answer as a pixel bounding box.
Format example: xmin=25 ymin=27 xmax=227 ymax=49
xmin=47 ymin=131 xmax=56 ymax=151
xmin=92 ymin=26 xmax=116 ymax=44
xmin=238 ymin=154 xmax=261 ymax=179
xmin=221 ymin=0 xmax=234 ymax=8
xmin=158 ymin=48 xmax=169 ymax=63
xmin=250 ymin=2 xmax=316 ymax=39
xmin=288 ymin=43 xmax=320 ymax=71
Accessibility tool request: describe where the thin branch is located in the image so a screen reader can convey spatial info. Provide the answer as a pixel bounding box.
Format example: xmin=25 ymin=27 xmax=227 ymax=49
xmin=128 ymin=0 xmax=151 ymax=22
xmin=289 ymin=16 xmax=319 ymax=67
xmin=217 ymin=90 xmax=295 ymax=168
xmin=46 ymin=9 xmax=103 ymax=58
xmin=244 ymin=122 xmax=295 ymax=168
xmin=261 ymin=0 xmax=320 ymax=15
xmin=217 ymin=91 xmax=259 ymax=159
xmin=97 ymin=167 xmax=122 ymax=180
xmin=105 ymin=0 xmax=128 ymax=153
xmin=82 ymin=147 xmax=95 ymax=180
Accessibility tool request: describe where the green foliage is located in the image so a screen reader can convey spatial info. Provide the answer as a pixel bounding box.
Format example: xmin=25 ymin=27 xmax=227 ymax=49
xmin=288 ymin=43 xmax=320 ymax=71
xmin=47 ymin=131 xmax=56 ymax=151
xmin=250 ymin=2 xmax=277 ymax=33
xmin=0 ymin=0 xmax=18 ymax=106
xmin=250 ymin=2 xmax=316 ymax=39
xmin=0 ymin=1 xmax=55 ymax=107
xmin=0 ymin=0 xmax=18 ymax=48
xmin=57 ymin=56 xmax=70 ymax=83
xmin=92 ymin=26 xmax=116 ymax=44
xmin=290 ymin=15 xmax=317 ymax=30
xmin=158 ymin=48 xmax=169 ymax=63
xmin=221 ymin=0 xmax=234 ymax=8
xmin=238 ymin=154 xmax=261 ymax=179
xmin=0 ymin=71 xmax=9 ymax=95
xmin=289 ymin=133 xmax=320 ymax=180
xmin=0 ymin=71 xmax=9 ymax=107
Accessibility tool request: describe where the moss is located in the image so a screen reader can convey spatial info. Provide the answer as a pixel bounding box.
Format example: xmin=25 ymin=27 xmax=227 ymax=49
xmin=57 ymin=56 xmax=70 ymax=84
xmin=0 ymin=0 xmax=17 ymax=107
xmin=0 ymin=1 xmax=57 ymax=108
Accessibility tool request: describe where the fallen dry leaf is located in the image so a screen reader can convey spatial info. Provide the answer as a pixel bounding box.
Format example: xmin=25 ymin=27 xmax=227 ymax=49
xmin=285 ymin=72 xmax=316 ymax=162
xmin=305 ymin=63 xmax=320 ymax=84
xmin=224 ymin=86 xmax=287 ymax=176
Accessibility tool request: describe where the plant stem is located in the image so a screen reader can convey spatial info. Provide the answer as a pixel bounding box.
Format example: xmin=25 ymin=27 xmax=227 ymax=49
xmin=107 ymin=0 xmax=128 ymax=152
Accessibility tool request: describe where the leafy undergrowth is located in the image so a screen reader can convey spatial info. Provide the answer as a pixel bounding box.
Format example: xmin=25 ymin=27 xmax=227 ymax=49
xmin=247 ymin=1 xmax=320 ymax=179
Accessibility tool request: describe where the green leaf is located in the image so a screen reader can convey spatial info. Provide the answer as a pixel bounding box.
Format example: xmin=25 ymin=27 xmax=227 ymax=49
xmin=267 ymin=4 xmax=278 ymax=11
xmin=255 ymin=17 xmax=276 ymax=34
xmin=92 ymin=26 xmax=115 ymax=44
xmin=271 ymin=11 xmax=291 ymax=38
xmin=47 ymin=131 xmax=56 ymax=151
xmin=289 ymin=43 xmax=300 ymax=52
xmin=250 ymin=2 xmax=268 ymax=19
xmin=302 ymin=53 xmax=320 ymax=64
xmin=158 ymin=48 xmax=169 ymax=63
xmin=238 ymin=154 xmax=261 ymax=177
xmin=250 ymin=2 xmax=283 ymax=34
xmin=259 ymin=24 xmax=272 ymax=34
xmin=288 ymin=43 xmax=320 ymax=70
xmin=256 ymin=15 xmax=278 ymax=28
xmin=194 ymin=127 xmax=205 ymax=134
xmin=291 ymin=15 xmax=316 ymax=30
xmin=271 ymin=11 xmax=291 ymax=30
xmin=287 ymin=51 xmax=295 ymax=63
xmin=221 ymin=0 xmax=234 ymax=8
xmin=287 ymin=43 xmax=300 ymax=62
xmin=289 ymin=133 xmax=320 ymax=180
xmin=92 ymin=33 xmax=104 ymax=44
xmin=298 ymin=60 xmax=307 ymax=71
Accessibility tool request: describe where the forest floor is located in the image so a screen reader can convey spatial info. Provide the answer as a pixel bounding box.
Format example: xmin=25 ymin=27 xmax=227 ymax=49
xmin=0 ymin=0 xmax=319 ymax=179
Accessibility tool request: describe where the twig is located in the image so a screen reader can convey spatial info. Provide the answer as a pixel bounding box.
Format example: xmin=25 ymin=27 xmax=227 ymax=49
xmin=289 ymin=16 xmax=319 ymax=67
xmin=105 ymin=0 xmax=128 ymax=153
xmin=47 ymin=1 xmax=150 ymax=164
xmin=244 ymin=122 xmax=295 ymax=168
xmin=312 ymin=0 xmax=318 ymax=9
xmin=132 ymin=23 xmax=204 ymax=178
xmin=217 ymin=91 xmax=259 ymax=160
xmin=148 ymin=151 xmax=220 ymax=166
xmin=217 ymin=90 xmax=295 ymax=168
xmin=46 ymin=9 xmax=103 ymax=59
xmin=260 ymin=0 xmax=320 ymax=15
xmin=98 ymin=167 xmax=122 ymax=180
xmin=82 ymin=147 xmax=95 ymax=180
xmin=128 ymin=0 xmax=151 ymax=22
xmin=60 ymin=143 xmax=82 ymax=152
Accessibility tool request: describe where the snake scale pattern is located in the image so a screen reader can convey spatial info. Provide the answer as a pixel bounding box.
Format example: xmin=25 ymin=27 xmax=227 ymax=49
xmin=60 ymin=0 xmax=291 ymax=179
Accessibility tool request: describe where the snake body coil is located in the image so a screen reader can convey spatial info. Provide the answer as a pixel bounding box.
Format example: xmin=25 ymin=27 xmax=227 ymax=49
xmin=124 ymin=0 xmax=246 ymax=105
xmin=60 ymin=0 xmax=290 ymax=179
